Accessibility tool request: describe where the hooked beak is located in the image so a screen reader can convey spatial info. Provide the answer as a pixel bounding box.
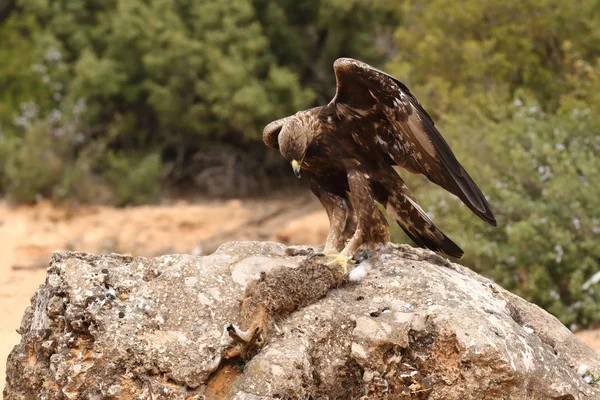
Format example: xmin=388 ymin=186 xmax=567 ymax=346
xmin=291 ymin=160 xmax=301 ymax=178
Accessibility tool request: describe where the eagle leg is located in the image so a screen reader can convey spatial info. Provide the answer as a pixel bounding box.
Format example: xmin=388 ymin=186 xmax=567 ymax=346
xmin=310 ymin=181 xmax=350 ymax=253
xmin=341 ymin=168 xmax=390 ymax=257
xmin=341 ymin=200 xmax=358 ymax=245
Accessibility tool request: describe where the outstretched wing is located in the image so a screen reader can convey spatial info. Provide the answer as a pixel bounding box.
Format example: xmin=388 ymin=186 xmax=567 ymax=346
xmin=332 ymin=58 xmax=496 ymax=226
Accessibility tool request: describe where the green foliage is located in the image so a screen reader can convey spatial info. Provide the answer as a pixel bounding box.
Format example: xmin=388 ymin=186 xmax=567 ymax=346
xmin=0 ymin=14 xmax=54 ymax=123
xmin=0 ymin=119 xmax=115 ymax=203
xmin=252 ymin=0 xmax=399 ymax=103
xmin=104 ymin=151 xmax=162 ymax=206
xmin=388 ymin=0 xmax=600 ymax=327
xmin=0 ymin=0 xmax=394 ymax=202
xmin=391 ymin=0 xmax=600 ymax=113
xmin=1 ymin=122 xmax=66 ymax=202
xmin=392 ymin=98 xmax=600 ymax=327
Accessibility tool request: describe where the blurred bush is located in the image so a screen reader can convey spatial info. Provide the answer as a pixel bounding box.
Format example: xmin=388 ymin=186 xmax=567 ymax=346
xmin=387 ymin=0 xmax=600 ymax=328
xmin=0 ymin=0 xmax=397 ymax=202
xmin=104 ymin=151 xmax=162 ymax=206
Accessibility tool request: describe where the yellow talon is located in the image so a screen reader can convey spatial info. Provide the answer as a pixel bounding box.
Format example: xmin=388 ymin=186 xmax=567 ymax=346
xmin=325 ymin=253 xmax=355 ymax=275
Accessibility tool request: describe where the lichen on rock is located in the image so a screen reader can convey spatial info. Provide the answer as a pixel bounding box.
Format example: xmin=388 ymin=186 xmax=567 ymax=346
xmin=4 ymin=241 xmax=600 ymax=399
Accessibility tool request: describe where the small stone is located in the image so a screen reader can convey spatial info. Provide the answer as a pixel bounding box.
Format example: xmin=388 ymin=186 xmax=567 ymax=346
xmin=351 ymin=342 xmax=368 ymax=360
xmin=107 ymin=385 xmax=121 ymax=396
xmin=363 ymin=370 xmax=376 ymax=382
xmin=271 ymin=364 xmax=285 ymax=377
xmin=184 ymin=277 xmax=198 ymax=287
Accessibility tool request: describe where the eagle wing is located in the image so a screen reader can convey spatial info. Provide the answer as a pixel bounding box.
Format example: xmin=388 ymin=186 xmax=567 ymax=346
xmin=332 ymin=58 xmax=496 ymax=226
xmin=263 ymin=116 xmax=295 ymax=149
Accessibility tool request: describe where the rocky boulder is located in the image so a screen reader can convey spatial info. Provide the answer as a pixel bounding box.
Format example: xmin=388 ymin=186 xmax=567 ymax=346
xmin=4 ymin=241 xmax=600 ymax=399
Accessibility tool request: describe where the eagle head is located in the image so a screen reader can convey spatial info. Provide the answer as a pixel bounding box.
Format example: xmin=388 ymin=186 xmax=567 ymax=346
xmin=278 ymin=115 xmax=313 ymax=178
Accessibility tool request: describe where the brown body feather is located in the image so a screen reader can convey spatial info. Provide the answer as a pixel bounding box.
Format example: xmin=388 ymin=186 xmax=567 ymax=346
xmin=263 ymin=58 xmax=496 ymax=258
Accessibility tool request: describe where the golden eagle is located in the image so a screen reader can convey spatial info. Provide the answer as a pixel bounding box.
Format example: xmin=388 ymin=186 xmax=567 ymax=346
xmin=263 ymin=58 xmax=496 ymax=262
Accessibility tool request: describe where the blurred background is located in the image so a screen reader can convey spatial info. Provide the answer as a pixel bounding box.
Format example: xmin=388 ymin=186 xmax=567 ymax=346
xmin=1 ymin=0 xmax=599 ymax=386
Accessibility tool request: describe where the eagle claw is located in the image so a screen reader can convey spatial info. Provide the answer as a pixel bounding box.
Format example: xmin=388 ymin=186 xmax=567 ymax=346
xmin=325 ymin=253 xmax=355 ymax=275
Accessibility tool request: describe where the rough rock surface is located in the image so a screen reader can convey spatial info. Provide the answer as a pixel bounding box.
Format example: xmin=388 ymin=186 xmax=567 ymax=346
xmin=4 ymin=241 xmax=600 ymax=399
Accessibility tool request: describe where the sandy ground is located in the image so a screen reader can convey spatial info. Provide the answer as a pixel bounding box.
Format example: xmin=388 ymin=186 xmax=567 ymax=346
xmin=0 ymin=198 xmax=598 ymax=392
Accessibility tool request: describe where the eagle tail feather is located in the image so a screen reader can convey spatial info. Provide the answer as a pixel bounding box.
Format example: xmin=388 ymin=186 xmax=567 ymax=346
xmin=385 ymin=187 xmax=464 ymax=259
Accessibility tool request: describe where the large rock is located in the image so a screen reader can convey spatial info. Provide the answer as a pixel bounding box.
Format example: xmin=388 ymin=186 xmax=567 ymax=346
xmin=4 ymin=241 xmax=600 ymax=399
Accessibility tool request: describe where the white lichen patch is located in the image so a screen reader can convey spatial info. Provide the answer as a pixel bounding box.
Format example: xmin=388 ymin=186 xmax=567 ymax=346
xmin=523 ymin=326 xmax=534 ymax=334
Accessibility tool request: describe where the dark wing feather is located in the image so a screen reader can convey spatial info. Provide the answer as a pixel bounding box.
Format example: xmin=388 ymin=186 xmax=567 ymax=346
xmin=332 ymin=58 xmax=496 ymax=226
xmin=388 ymin=181 xmax=464 ymax=258
xmin=263 ymin=116 xmax=294 ymax=149
xmin=371 ymin=166 xmax=464 ymax=258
